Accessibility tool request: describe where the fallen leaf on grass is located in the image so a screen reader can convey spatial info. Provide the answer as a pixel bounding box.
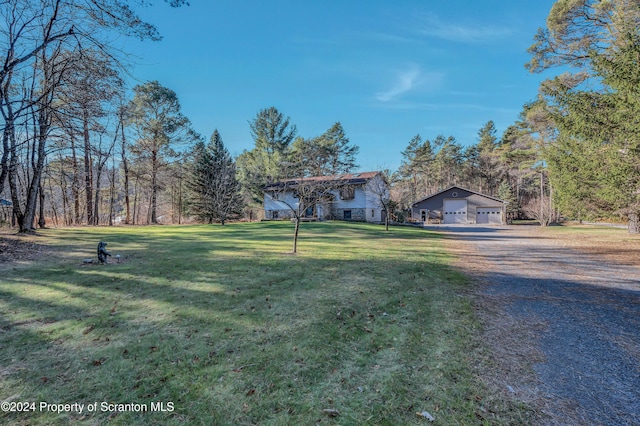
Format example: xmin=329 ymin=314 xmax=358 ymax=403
xmin=416 ymin=411 xmax=435 ymax=421
xmin=246 ymin=389 xmax=256 ymax=396
xmin=82 ymin=324 xmax=95 ymax=335
xmin=322 ymin=408 xmax=340 ymax=417
xmin=232 ymin=364 xmax=255 ymax=373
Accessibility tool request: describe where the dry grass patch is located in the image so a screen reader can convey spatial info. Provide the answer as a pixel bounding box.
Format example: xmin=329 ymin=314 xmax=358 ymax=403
xmin=0 ymin=231 xmax=50 ymax=266
xmin=536 ymin=224 xmax=640 ymax=266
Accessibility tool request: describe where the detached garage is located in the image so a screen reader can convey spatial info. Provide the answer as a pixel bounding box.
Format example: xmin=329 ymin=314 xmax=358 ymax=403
xmin=411 ymin=186 xmax=507 ymax=225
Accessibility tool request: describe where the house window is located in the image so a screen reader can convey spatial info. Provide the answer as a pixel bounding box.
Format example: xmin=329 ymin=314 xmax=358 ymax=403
xmin=343 ymin=210 xmax=352 ymax=220
xmin=371 ymin=209 xmax=375 ymax=217
xmin=340 ymin=186 xmax=355 ymax=200
xmin=272 ymin=211 xmax=279 ymax=219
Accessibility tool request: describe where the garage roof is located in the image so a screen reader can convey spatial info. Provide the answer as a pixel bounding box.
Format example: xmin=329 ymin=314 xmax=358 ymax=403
xmin=411 ymin=185 xmax=507 ymax=206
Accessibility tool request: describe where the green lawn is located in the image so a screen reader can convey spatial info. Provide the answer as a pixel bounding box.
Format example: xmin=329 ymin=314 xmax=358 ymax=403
xmin=0 ymin=222 xmax=526 ymax=425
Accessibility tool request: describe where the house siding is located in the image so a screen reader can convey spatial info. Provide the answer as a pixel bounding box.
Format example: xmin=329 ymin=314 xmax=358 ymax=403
xmin=263 ymin=172 xmax=388 ymax=223
xmin=334 ymin=208 xmax=366 ymax=221
xmin=264 ymin=192 xmax=297 ymax=220
xmin=364 ymin=174 xmax=386 ymax=223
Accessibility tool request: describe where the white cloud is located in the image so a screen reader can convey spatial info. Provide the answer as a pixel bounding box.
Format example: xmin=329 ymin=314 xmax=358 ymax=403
xmin=375 ymin=66 xmax=443 ymax=102
xmin=419 ymin=14 xmax=512 ymax=43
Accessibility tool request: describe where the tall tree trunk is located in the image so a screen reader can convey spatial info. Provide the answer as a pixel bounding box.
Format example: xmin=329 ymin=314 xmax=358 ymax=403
xmin=0 ymin=126 xmax=9 ymax=194
xmin=1 ymin=73 xmax=17 ymax=205
xmin=147 ymin=193 xmax=153 ymax=224
xmin=8 ymin=132 xmax=22 ymax=228
xmin=516 ymin=174 xmax=521 ymax=220
xmin=539 ymin=171 xmax=545 ymax=227
xmin=170 ymin=182 xmax=175 ymax=223
xmin=83 ymin=109 xmax=93 ymax=225
xmin=70 ymin=135 xmax=81 ymax=224
xmin=94 ymin=133 xmax=113 ymax=226
xmin=292 ymin=217 xmax=300 ymax=253
xmin=178 ymin=177 xmax=182 ymax=225
xmin=38 ymin=183 xmax=46 ymax=228
xmin=549 ymin=183 xmax=555 ymax=224
xmin=57 ymin=154 xmax=70 ymax=225
xmin=18 ymin=111 xmax=48 ymax=233
xmin=151 ymin=149 xmax=158 ymax=224
xmin=109 ymin=157 xmax=116 ymax=226
xmin=93 ymin=168 xmax=101 ymax=225
xmin=120 ymin=113 xmax=131 ymax=224
xmin=48 ymin=178 xmax=59 ymax=227
xmin=0 ymin=71 xmax=15 ymax=194
xmin=629 ymin=212 xmax=640 ymax=234
xmin=132 ymin=175 xmax=139 ymax=225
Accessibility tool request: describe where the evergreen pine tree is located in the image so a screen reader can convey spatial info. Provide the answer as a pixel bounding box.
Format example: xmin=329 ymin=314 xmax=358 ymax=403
xmin=497 ymin=180 xmax=519 ymax=221
xmin=188 ymin=130 xmax=243 ymax=224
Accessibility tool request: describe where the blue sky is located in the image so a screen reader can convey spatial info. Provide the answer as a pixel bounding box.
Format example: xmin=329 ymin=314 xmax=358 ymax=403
xmin=123 ymin=1 xmax=557 ymax=171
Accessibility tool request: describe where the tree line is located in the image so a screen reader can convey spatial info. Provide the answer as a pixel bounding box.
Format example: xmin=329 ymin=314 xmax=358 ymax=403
xmin=396 ymin=0 xmax=640 ymax=233
xmin=2 ymin=0 xmax=639 ymax=233
xmin=0 ymin=0 xmax=189 ymax=233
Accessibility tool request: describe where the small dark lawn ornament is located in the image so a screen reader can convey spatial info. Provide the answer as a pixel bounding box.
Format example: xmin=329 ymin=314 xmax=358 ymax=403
xmin=97 ymin=241 xmax=112 ymax=264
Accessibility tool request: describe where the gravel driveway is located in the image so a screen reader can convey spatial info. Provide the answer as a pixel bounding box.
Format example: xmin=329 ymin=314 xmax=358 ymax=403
xmin=433 ymin=225 xmax=640 ymax=426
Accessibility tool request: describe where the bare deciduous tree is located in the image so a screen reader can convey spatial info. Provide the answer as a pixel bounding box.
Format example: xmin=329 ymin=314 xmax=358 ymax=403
xmin=264 ymin=173 xmax=337 ymax=253
xmin=0 ymin=0 xmax=186 ymax=232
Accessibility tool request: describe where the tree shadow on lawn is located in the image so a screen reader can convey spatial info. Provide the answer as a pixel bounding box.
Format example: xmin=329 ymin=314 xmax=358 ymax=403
xmin=41 ymin=221 xmax=437 ymax=250
xmin=0 ymin=248 xmax=484 ymax=425
xmin=27 ymin=224 xmax=445 ymax=280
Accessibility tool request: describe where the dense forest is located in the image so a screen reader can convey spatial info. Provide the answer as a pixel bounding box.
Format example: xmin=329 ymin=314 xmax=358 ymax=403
xmin=1 ymin=0 xmax=639 ymax=233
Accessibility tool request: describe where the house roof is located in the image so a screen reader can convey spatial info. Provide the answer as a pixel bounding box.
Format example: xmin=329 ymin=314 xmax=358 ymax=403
xmin=263 ymin=171 xmax=382 ymax=191
xmin=0 ymin=198 xmax=12 ymax=206
xmin=411 ymin=185 xmax=507 ymax=206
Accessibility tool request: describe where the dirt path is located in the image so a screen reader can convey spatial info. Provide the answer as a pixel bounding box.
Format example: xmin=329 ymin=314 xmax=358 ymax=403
xmin=435 ymin=225 xmax=640 ymax=426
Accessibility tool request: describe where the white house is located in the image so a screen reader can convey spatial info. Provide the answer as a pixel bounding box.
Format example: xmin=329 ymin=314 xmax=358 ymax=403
xmin=263 ymin=171 xmax=388 ymax=223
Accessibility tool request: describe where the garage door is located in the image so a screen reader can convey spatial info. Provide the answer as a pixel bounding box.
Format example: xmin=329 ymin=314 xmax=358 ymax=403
xmin=443 ymin=199 xmax=467 ymax=224
xmin=476 ymin=207 xmax=502 ymax=224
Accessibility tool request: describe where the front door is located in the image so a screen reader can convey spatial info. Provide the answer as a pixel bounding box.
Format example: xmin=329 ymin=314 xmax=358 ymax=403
xmin=305 ymin=206 xmax=314 ymax=217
